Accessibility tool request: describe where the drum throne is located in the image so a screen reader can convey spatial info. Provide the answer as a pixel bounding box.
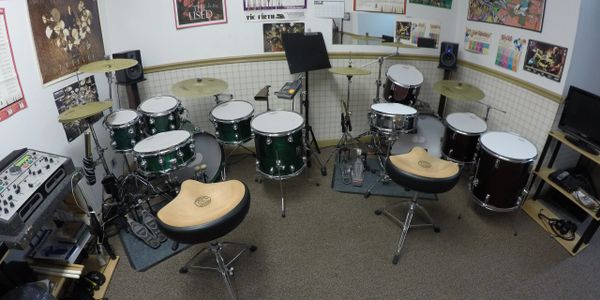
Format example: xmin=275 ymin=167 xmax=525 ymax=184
xmin=376 ymin=147 xmax=460 ymax=264
xmin=157 ymin=180 xmax=256 ymax=299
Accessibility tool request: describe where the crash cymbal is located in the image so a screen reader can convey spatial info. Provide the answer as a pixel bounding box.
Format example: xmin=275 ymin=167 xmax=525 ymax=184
xmin=171 ymin=78 xmax=228 ymax=97
xmin=343 ymin=32 xmax=383 ymax=42
xmin=433 ymin=80 xmax=485 ymax=101
xmin=58 ymin=100 xmax=112 ymax=123
xmin=380 ymin=41 xmax=418 ymax=49
xmin=79 ymin=59 xmax=138 ymax=73
xmin=329 ymin=67 xmax=371 ymax=76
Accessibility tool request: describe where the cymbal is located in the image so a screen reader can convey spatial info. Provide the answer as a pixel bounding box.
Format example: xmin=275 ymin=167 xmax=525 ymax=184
xmin=329 ymin=67 xmax=371 ymax=76
xmin=58 ymin=101 xmax=112 ymax=123
xmin=380 ymin=41 xmax=418 ymax=49
xmin=343 ymin=32 xmax=383 ymax=42
xmin=79 ymin=59 xmax=138 ymax=73
xmin=171 ymin=78 xmax=228 ymax=97
xmin=433 ymin=80 xmax=485 ymax=101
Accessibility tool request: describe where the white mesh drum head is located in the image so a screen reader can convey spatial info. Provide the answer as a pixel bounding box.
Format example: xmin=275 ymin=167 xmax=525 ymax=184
xmin=446 ymin=112 xmax=487 ymax=134
xmin=251 ymin=111 xmax=304 ymax=134
xmin=105 ymin=110 xmax=138 ymax=126
xmin=371 ymin=103 xmax=417 ymax=115
xmin=134 ymin=130 xmax=190 ymax=153
xmin=139 ymin=96 xmax=179 ymax=113
xmin=211 ymin=100 xmax=254 ymax=121
xmin=480 ymin=131 xmax=537 ymax=160
xmin=386 ymin=64 xmax=424 ymax=87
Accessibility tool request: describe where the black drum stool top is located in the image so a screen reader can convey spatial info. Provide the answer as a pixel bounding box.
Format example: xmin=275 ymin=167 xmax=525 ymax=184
xmin=376 ymin=147 xmax=459 ymax=265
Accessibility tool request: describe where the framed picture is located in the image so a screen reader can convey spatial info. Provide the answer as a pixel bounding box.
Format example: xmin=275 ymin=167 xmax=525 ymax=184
xmin=27 ymin=0 xmax=105 ymax=84
xmin=523 ymin=40 xmax=567 ymax=82
xmin=263 ymin=23 xmax=305 ymax=52
xmin=409 ymin=0 xmax=452 ymax=10
xmin=173 ymin=0 xmax=228 ymax=29
xmin=354 ymin=0 xmax=406 ymax=14
xmin=467 ymin=0 xmax=546 ymax=32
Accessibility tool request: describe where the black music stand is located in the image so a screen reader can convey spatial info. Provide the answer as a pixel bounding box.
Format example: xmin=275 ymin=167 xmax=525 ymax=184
xmin=282 ymin=33 xmax=330 ymax=173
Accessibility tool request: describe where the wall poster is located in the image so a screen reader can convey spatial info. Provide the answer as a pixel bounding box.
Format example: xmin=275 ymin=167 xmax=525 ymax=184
xmin=354 ymin=0 xmax=406 ymax=14
xmin=0 ymin=8 xmax=27 ymax=122
xmin=395 ymin=18 xmax=441 ymax=48
xmin=464 ymin=28 xmax=491 ymax=55
xmin=263 ymin=23 xmax=305 ymax=52
xmin=27 ymin=0 xmax=105 ymax=84
xmin=467 ymin=0 xmax=546 ymax=32
xmin=523 ymin=40 xmax=567 ymax=82
xmin=173 ymin=0 xmax=227 ymax=29
xmin=244 ymin=0 xmax=306 ymax=22
xmin=409 ymin=0 xmax=452 ymax=9
xmin=53 ymin=76 xmax=100 ymax=142
xmin=495 ymin=34 xmax=525 ymax=72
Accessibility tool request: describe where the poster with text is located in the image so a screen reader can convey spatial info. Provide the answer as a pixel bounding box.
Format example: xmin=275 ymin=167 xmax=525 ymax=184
xmin=467 ymin=0 xmax=545 ymax=32
xmin=27 ymin=0 xmax=105 ymax=84
xmin=409 ymin=0 xmax=451 ymax=9
xmin=263 ymin=23 xmax=305 ymax=52
xmin=495 ymin=34 xmax=525 ymax=72
xmin=464 ymin=28 xmax=491 ymax=55
xmin=53 ymin=76 xmax=100 ymax=142
xmin=523 ymin=40 xmax=567 ymax=82
xmin=244 ymin=0 xmax=306 ymax=22
xmin=355 ymin=0 xmax=406 ymax=14
xmin=174 ymin=0 xmax=227 ymax=29
xmin=0 ymin=9 xmax=27 ymax=122
xmin=395 ymin=17 xmax=441 ymax=48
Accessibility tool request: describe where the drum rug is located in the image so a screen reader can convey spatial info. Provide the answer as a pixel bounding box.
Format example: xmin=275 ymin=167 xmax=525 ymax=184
xmin=331 ymin=156 xmax=436 ymax=200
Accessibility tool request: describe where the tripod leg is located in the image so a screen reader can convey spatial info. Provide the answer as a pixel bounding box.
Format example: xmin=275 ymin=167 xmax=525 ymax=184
xmin=308 ymin=126 xmax=321 ymax=154
xmin=279 ymin=180 xmax=286 ymax=218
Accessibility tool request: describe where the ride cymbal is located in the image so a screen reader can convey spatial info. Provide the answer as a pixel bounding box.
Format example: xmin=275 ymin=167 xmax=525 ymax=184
xmin=433 ymin=80 xmax=485 ymax=101
xmin=329 ymin=67 xmax=371 ymax=76
xmin=171 ymin=78 xmax=228 ymax=97
xmin=79 ymin=59 xmax=138 ymax=73
xmin=58 ymin=100 xmax=112 ymax=123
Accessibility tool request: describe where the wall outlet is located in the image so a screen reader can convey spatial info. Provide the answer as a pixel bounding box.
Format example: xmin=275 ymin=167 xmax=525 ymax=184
xmin=343 ymin=12 xmax=351 ymax=21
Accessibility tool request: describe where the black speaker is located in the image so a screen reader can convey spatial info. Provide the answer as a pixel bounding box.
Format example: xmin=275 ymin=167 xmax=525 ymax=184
xmin=113 ymin=50 xmax=144 ymax=84
xmin=439 ymin=42 xmax=458 ymax=70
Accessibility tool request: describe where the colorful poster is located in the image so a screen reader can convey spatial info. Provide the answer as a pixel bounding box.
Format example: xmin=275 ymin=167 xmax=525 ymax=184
xmin=409 ymin=0 xmax=452 ymax=9
xmin=27 ymin=0 xmax=105 ymax=84
xmin=395 ymin=18 xmax=441 ymax=48
xmin=0 ymin=9 xmax=27 ymax=122
xmin=495 ymin=34 xmax=526 ymax=72
xmin=464 ymin=28 xmax=491 ymax=55
xmin=263 ymin=22 xmax=305 ymax=52
xmin=354 ymin=0 xmax=406 ymax=14
xmin=173 ymin=0 xmax=227 ymax=29
xmin=53 ymin=76 xmax=100 ymax=142
xmin=467 ymin=0 xmax=546 ymax=32
xmin=523 ymin=40 xmax=567 ymax=82
xmin=395 ymin=21 xmax=411 ymax=41
xmin=244 ymin=0 xmax=306 ymax=22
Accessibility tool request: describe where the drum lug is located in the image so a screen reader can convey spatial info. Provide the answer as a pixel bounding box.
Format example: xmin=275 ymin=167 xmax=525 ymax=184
xmin=158 ymin=157 xmax=164 ymax=165
xmin=276 ymin=159 xmax=282 ymax=166
xmin=518 ymin=189 xmax=529 ymax=204
xmin=266 ymin=138 xmax=272 ymax=145
xmin=189 ymin=143 xmax=195 ymax=150
xmin=290 ymin=165 xmax=295 ymax=172
xmin=494 ymin=159 xmax=500 ymax=169
xmin=484 ymin=194 xmax=490 ymax=203
xmin=255 ymin=160 xmax=260 ymax=166
xmin=151 ymin=128 xmax=157 ymax=134
xmin=109 ymin=130 xmax=114 ymax=136
xmin=128 ymin=128 xmax=134 ymax=134
xmin=169 ymin=158 xmax=178 ymax=165
xmin=214 ymin=123 xmax=218 ymax=128
xmin=288 ymin=136 xmax=293 ymax=143
xmin=149 ymin=118 xmax=155 ymax=124
xmin=168 ymin=115 xmax=174 ymax=121
xmin=215 ymin=131 xmax=220 ymax=137
xmin=449 ymin=149 xmax=454 ymax=156
xmin=472 ymin=177 xmax=479 ymax=187
xmin=177 ymin=150 xmax=184 ymax=157
xmin=452 ymin=132 xmax=457 ymax=140
xmin=233 ymin=123 xmax=238 ymax=130
xmin=111 ymin=141 xmax=116 ymax=147
xmin=302 ymin=156 xmax=307 ymax=163
xmin=130 ymin=140 xmax=136 ymax=146
xmin=269 ymin=167 xmax=275 ymax=174
xmin=170 ymin=124 xmax=176 ymax=130
xmin=235 ymin=133 xmax=239 ymax=139
xmin=140 ymin=159 xmax=147 ymax=167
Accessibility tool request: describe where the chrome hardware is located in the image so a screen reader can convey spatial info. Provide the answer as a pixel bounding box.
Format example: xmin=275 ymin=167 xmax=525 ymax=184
xmin=151 ymin=128 xmax=157 ymax=134
xmin=288 ymin=136 xmax=293 ymax=143
xmin=109 ymin=130 xmax=114 ymax=136
xmin=128 ymin=128 xmax=134 ymax=134
xmin=290 ymin=165 xmax=295 ymax=172
xmin=494 ymin=159 xmax=500 ymax=169
xmin=111 ymin=141 xmax=116 ymax=147
xmin=215 ymin=131 xmax=220 ymax=137
xmin=449 ymin=149 xmax=454 ymax=156
xmin=472 ymin=177 xmax=479 ymax=187
xmin=149 ymin=118 xmax=155 ymax=124
xmin=302 ymin=157 xmax=307 ymax=163
xmin=130 ymin=140 xmax=136 ymax=146
xmin=235 ymin=133 xmax=239 ymax=139
xmin=214 ymin=123 xmax=218 ymax=128
xmin=255 ymin=160 xmax=260 ymax=166
xmin=169 ymin=158 xmax=178 ymax=165
xmin=170 ymin=124 xmax=176 ymax=129
xmin=168 ymin=115 xmax=174 ymax=121
xmin=276 ymin=160 xmax=282 ymax=166
xmin=266 ymin=138 xmax=272 ymax=145
xmin=177 ymin=151 xmax=184 ymax=157
xmin=233 ymin=124 xmax=238 ymax=130
xmin=158 ymin=157 xmax=164 ymax=164
xmin=140 ymin=159 xmax=147 ymax=166
xmin=189 ymin=143 xmax=195 ymax=149
xmin=269 ymin=167 xmax=275 ymax=174
xmin=484 ymin=194 xmax=490 ymax=203
xmin=452 ymin=132 xmax=457 ymax=140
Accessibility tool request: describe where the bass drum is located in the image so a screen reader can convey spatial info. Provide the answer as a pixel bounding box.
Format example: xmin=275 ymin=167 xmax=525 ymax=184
xmin=171 ymin=132 xmax=225 ymax=183
xmin=390 ymin=114 xmax=444 ymax=158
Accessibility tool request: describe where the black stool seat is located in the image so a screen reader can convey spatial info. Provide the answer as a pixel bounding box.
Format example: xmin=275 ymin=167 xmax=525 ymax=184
xmin=386 ymin=147 xmax=460 ymax=193
xmin=157 ymin=180 xmax=250 ymax=244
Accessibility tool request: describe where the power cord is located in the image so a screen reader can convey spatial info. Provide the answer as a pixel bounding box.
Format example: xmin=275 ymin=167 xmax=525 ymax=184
xmin=537 ymin=209 xmax=577 ymax=241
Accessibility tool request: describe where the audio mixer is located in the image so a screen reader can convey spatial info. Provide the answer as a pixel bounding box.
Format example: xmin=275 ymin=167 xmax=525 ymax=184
xmin=0 ymin=148 xmax=74 ymax=249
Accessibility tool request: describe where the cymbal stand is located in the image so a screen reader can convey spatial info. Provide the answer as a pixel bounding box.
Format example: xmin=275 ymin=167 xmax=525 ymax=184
xmin=477 ymin=101 xmax=507 ymax=121
xmin=86 ymin=118 xmax=112 ymax=177
xmin=358 ymin=51 xmax=398 ymax=104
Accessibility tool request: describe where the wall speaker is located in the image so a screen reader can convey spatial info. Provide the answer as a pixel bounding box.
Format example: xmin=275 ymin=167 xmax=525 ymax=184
xmin=113 ymin=50 xmax=144 ymax=84
xmin=439 ymin=42 xmax=458 ymax=70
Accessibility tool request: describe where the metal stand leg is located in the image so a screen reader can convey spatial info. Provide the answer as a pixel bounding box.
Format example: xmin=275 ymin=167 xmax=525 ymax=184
xmin=364 ymin=135 xmax=395 ymax=198
xmin=393 ymin=194 xmax=417 ymax=265
xmin=511 ymin=207 xmax=521 ymax=236
xmin=279 ymin=179 xmax=286 ymax=218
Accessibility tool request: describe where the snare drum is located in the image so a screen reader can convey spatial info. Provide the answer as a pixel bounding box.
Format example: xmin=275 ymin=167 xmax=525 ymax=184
xmin=133 ymin=130 xmax=196 ymax=176
xmin=138 ymin=96 xmax=183 ymax=135
xmin=172 ymin=132 xmax=224 ymax=183
xmin=370 ymin=103 xmax=418 ymax=134
xmin=470 ymin=131 xmax=537 ymax=212
xmin=442 ymin=112 xmax=487 ymax=163
xmin=383 ymin=64 xmax=424 ymax=105
xmin=209 ymin=100 xmax=254 ymax=144
xmin=103 ymin=109 xmax=143 ymax=152
xmin=391 ymin=114 xmax=444 ymax=158
xmin=251 ymin=111 xmax=305 ymax=179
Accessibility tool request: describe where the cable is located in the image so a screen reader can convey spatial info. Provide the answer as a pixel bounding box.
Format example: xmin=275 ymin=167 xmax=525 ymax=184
xmin=537 ymin=209 xmax=576 ymax=241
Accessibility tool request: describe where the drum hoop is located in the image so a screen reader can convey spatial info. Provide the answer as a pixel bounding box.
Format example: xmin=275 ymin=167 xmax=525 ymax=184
xmin=479 ymin=142 xmax=536 ymax=164
xmin=386 ymin=73 xmax=423 ymax=89
xmin=104 ymin=111 xmax=141 ymax=129
xmin=441 ymin=151 xmax=475 ymax=164
xmin=251 ymin=111 xmax=305 ymax=137
xmin=372 ymin=109 xmax=418 ymax=118
xmin=209 ymin=100 xmax=254 ymax=124
xmin=134 ymin=136 xmax=193 ymax=157
xmin=256 ymin=164 xmax=306 ymax=180
xmin=138 ymin=96 xmax=181 ymax=117
xmin=468 ymin=183 xmax=520 ymax=212
xmin=444 ymin=120 xmax=486 ymax=136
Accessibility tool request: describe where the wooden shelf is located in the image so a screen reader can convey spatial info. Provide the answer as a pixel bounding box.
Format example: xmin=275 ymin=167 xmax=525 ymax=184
xmin=550 ymin=131 xmax=600 ymax=165
xmin=534 ymin=167 xmax=600 ymax=221
xmin=521 ymin=198 xmax=587 ymax=256
xmin=82 ymin=255 xmax=120 ymax=299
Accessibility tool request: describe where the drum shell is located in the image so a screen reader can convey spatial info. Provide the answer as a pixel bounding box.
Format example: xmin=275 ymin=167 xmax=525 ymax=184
xmin=441 ymin=127 xmax=481 ymax=163
xmin=253 ymin=129 xmax=305 ymax=179
xmin=171 ymin=132 xmax=224 ymax=183
xmin=104 ymin=112 xmax=143 ymax=152
xmin=211 ymin=116 xmax=253 ymax=144
xmin=369 ymin=110 xmax=417 ymax=134
xmin=135 ymin=136 xmax=196 ymax=175
xmin=383 ymin=77 xmax=421 ymax=105
xmin=141 ymin=111 xmax=182 ymax=135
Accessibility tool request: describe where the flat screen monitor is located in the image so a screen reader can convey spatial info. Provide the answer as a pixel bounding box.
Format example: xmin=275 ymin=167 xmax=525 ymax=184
xmin=282 ymin=32 xmax=331 ymax=74
xmin=558 ymin=86 xmax=600 ymax=152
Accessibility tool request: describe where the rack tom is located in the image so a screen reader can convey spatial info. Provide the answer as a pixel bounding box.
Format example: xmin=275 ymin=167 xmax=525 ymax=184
xmin=383 ymin=64 xmax=423 ymax=105
xmin=133 ymin=130 xmax=195 ymax=176
xmin=103 ymin=109 xmax=144 ymax=152
xmin=209 ymin=100 xmax=254 ymax=144
xmin=442 ymin=112 xmax=487 ymax=163
xmin=138 ymin=95 xmax=183 ymax=135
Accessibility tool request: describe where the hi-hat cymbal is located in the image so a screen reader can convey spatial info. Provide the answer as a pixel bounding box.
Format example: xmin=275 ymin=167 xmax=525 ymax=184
xmin=58 ymin=101 xmax=112 ymax=123
xmin=380 ymin=41 xmax=418 ymax=49
xmin=79 ymin=59 xmax=138 ymax=73
xmin=433 ymin=80 xmax=485 ymax=101
xmin=329 ymin=67 xmax=371 ymax=76
xmin=171 ymin=78 xmax=228 ymax=97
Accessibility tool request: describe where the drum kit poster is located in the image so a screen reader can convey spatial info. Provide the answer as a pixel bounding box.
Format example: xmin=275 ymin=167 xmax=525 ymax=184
xmin=523 ymin=39 xmax=567 ymax=82
xmin=464 ymin=28 xmax=491 ymax=55
xmin=409 ymin=0 xmax=452 ymax=9
xmin=27 ymin=0 xmax=105 ymax=84
xmin=173 ymin=0 xmax=228 ymax=29
xmin=53 ymin=76 xmax=100 ymax=142
xmin=354 ymin=0 xmax=407 ymax=14
xmin=495 ymin=34 xmax=526 ymax=72
xmin=243 ymin=0 xmax=306 ymax=22
xmin=262 ymin=22 xmax=305 ymax=52
xmin=467 ymin=0 xmax=546 ymax=32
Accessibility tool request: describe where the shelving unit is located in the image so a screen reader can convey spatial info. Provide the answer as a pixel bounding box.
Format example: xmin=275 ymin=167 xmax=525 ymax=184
xmin=522 ymin=130 xmax=600 ymax=255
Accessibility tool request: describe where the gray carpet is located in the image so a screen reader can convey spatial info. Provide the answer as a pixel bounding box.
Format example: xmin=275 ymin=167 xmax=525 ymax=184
xmin=105 ymin=149 xmax=600 ymax=299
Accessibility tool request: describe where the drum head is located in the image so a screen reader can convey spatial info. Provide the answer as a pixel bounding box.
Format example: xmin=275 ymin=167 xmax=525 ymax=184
xmin=105 ymin=109 xmax=138 ymax=126
xmin=210 ymin=100 xmax=253 ymax=121
xmin=251 ymin=111 xmax=304 ymax=134
xmin=480 ymin=131 xmax=537 ymax=161
xmin=371 ymin=103 xmax=417 ymax=115
xmin=391 ymin=115 xmax=444 ymax=157
xmin=134 ymin=130 xmax=191 ymax=154
xmin=446 ymin=112 xmax=487 ymax=134
xmin=386 ymin=64 xmax=424 ymax=87
xmin=139 ymin=96 xmax=179 ymax=114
